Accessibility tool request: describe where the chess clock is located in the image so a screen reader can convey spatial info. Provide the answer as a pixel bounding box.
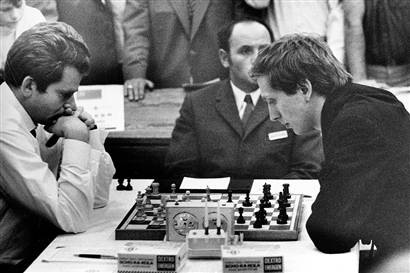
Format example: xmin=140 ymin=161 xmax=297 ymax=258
xmin=166 ymin=201 xmax=235 ymax=242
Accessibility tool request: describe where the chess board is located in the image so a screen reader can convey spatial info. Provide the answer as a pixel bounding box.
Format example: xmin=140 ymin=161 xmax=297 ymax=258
xmin=220 ymin=193 xmax=304 ymax=241
xmin=115 ymin=194 xmax=205 ymax=240
xmin=116 ymin=193 xmax=303 ymax=241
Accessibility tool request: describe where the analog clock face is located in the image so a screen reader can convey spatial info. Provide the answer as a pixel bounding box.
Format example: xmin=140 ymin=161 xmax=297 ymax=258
xmin=173 ymin=212 xmax=198 ymax=236
xmin=204 ymin=212 xmax=229 ymax=231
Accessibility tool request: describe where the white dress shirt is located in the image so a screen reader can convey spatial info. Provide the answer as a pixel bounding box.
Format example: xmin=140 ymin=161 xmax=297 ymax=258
xmin=230 ymin=81 xmax=260 ymax=119
xmin=245 ymin=0 xmax=344 ymax=63
xmin=0 ymin=82 xmax=115 ymax=265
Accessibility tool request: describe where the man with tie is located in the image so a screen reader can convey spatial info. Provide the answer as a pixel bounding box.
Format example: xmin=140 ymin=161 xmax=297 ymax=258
xmin=122 ymin=0 xmax=233 ymax=101
xmin=165 ymin=19 xmax=323 ymax=179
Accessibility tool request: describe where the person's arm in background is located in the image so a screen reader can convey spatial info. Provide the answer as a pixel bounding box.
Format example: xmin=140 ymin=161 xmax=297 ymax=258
xmin=344 ymin=0 xmax=367 ymax=81
xmin=164 ymin=94 xmax=200 ymax=178
xmin=326 ymin=0 xmax=345 ymax=64
xmin=122 ymin=0 xmax=153 ymax=101
xmin=284 ymin=129 xmax=323 ymax=179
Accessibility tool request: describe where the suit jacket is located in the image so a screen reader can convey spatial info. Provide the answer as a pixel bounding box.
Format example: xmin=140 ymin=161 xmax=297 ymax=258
xmin=122 ymin=0 xmax=232 ymax=88
xmin=306 ymin=82 xmax=410 ymax=256
xmin=165 ymin=80 xmax=323 ymax=179
xmin=57 ymin=0 xmax=122 ymax=84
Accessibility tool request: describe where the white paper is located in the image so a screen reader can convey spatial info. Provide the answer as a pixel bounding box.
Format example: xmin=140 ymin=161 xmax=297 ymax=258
xmin=251 ymin=179 xmax=320 ymax=199
xmin=76 ymin=85 xmax=124 ymax=131
xmin=180 ymin=177 xmax=230 ymax=190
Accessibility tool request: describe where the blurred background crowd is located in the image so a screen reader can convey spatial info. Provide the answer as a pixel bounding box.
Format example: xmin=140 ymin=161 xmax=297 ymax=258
xmin=1 ymin=0 xmax=409 ymax=89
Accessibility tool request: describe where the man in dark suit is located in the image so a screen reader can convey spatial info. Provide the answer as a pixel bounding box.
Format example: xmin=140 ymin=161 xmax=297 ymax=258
xmin=122 ymin=0 xmax=233 ymax=101
xmin=165 ymin=20 xmax=323 ymax=179
xmin=252 ymin=34 xmax=410 ymax=269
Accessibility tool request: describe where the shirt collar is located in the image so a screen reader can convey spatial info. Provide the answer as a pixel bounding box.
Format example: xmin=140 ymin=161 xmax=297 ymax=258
xmin=1 ymin=82 xmax=37 ymax=132
xmin=230 ymin=81 xmax=260 ymax=110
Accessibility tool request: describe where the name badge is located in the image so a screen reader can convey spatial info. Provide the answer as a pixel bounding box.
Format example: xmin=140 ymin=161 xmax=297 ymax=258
xmin=268 ymin=130 xmax=288 ymax=141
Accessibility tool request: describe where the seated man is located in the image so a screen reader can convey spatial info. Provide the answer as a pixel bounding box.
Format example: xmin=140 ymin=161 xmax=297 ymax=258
xmin=165 ymin=19 xmax=323 ymax=179
xmin=0 ymin=22 xmax=115 ymax=272
xmin=251 ymin=34 xmax=410 ymax=268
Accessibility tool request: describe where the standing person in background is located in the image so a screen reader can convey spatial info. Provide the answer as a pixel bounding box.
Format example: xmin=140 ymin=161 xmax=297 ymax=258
xmin=344 ymin=0 xmax=410 ymax=87
xmin=0 ymin=0 xmax=45 ymax=83
xmin=56 ymin=0 xmax=123 ymax=85
xmin=25 ymin=0 xmax=58 ymax=22
xmin=235 ymin=0 xmax=345 ymax=64
xmin=0 ymin=22 xmax=115 ymax=273
xmin=122 ymin=0 xmax=233 ymax=101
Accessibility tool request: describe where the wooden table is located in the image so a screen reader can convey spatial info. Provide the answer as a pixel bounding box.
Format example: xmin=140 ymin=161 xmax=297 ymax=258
xmin=25 ymin=180 xmax=359 ymax=273
xmin=105 ymin=88 xmax=185 ymax=179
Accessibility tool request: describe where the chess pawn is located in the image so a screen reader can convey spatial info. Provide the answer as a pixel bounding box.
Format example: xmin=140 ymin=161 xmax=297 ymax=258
xmin=236 ymin=207 xmax=245 ymax=224
xmin=170 ymin=183 xmax=177 ymax=200
xmin=125 ymin=178 xmax=133 ymax=191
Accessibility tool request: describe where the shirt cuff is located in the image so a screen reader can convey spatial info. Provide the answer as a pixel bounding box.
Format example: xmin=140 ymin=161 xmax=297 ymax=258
xmin=62 ymin=139 xmax=91 ymax=168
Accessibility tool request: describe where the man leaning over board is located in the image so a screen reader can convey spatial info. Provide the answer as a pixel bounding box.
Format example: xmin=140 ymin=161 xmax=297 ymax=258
xmin=165 ymin=19 xmax=323 ymax=179
xmin=0 ymin=22 xmax=115 ymax=273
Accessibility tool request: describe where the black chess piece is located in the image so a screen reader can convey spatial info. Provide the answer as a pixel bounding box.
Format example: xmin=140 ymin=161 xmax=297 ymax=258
xmin=242 ymin=192 xmax=253 ymax=207
xmin=283 ymin=183 xmax=291 ymax=200
xmin=116 ymin=178 xmax=126 ymax=191
xmin=125 ymin=179 xmax=133 ymax=191
xmin=237 ymin=207 xmax=245 ymax=224
xmin=277 ymin=205 xmax=289 ymax=224
xmin=258 ymin=204 xmax=268 ymax=225
xmin=252 ymin=210 xmax=262 ymax=228
xmin=227 ymin=189 xmax=233 ymax=203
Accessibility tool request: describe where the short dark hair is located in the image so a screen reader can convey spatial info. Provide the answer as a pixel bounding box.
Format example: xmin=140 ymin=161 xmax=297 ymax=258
xmin=251 ymin=33 xmax=351 ymax=96
xmin=217 ymin=19 xmax=274 ymax=52
xmin=4 ymin=22 xmax=90 ymax=92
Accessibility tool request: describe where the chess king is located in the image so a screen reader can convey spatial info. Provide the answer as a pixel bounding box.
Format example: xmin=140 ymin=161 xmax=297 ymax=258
xmin=251 ymin=34 xmax=410 ymax=269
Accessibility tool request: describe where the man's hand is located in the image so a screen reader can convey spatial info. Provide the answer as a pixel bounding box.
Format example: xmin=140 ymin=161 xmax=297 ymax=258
xmin=123 ymin=78 xmax=154 ymax=101
xmin=45 ymin=106 xmax=94 ymax=144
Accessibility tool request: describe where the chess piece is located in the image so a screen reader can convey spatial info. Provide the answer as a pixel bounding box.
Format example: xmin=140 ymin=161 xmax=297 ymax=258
xmin=227 ymin=189 xmax=233 ymax=203
xmin=252 ymin=210 xmax=262 ymax=228
xmin=206 ymin=186 xmax=211 ymax=201
xmin=116 ymin=178 xmax=126 ymax=191
xmin=242 ymin=192 xmax=252 ymax=207
xmin=283 ymin=183 xmax=291 ymax=200
xmin=170 ymin=183 xmax=177 ymax=200
xmin=135 ymin=191 xmax=144 ymax=206
xmin=185 ymin=190 xmax=191 ymax=201
xmin=151 ymin=182 xmax=161 ymax=199
xmin=125 ymin=178 xmax=133 ymax=191
xmin=277 ymin=205 xmax=289 ymax=224
xmin=258 ymin=204 xmax=268 ymax=225
xmin=236 ymin=207 xmax=245 ymax=224
xmin=144 ymin=194 xmax=153 ymax=209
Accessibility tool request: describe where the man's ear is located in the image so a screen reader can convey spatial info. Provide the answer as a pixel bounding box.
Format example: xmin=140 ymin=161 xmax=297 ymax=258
xmin=298 ymin=79 xmax=313 ymax=102
xmin=20 ymin=76 xmax=37 ymax=98
xmin=219 ymin=49 xmax=230 ymax=68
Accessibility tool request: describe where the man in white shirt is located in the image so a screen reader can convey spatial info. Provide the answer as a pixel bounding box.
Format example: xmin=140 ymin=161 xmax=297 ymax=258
xmin=0 ymin=22 xmax=115 ymax=272
xmin=165 ymin=19 xmax=323 ymax=179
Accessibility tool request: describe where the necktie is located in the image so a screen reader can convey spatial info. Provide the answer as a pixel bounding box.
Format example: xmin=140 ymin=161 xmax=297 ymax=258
xmin=242 ymin=94 xmax=254 ymax=128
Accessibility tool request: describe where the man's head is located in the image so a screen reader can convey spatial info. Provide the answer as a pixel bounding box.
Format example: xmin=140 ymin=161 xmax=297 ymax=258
xmin=251 ymin=34 xmax=351 ymax=134
xmin=217 ymin=19 xmax=273 ymax=92
xmin=4 ymin=22 xmax=90 ymax=125
xmin=0 ymin=0 xmax=23 ymax=28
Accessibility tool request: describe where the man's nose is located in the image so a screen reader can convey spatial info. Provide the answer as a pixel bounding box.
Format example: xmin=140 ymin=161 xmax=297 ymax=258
xmin=65 ymin=97 xmax=77 ymax=111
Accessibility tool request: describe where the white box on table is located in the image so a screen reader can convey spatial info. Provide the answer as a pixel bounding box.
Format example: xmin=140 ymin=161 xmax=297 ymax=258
xmin=118 ymin=242 xmax=187 ymax=273
xmin=221 ymin=244 xmax=283 ymax=273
